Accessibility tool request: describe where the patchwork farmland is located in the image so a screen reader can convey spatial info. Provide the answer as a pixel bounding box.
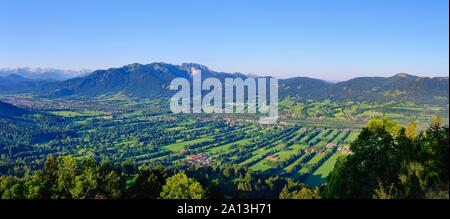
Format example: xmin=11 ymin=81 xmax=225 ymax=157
xmin=77 ymin=116 xmax=359 ymax=187
xmin=11 ymin=107 xmax=359 ymax=187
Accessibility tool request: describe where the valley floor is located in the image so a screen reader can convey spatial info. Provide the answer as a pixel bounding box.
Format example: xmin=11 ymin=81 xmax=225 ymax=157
xmin=0 ymin=95 xmax=448 ymax=187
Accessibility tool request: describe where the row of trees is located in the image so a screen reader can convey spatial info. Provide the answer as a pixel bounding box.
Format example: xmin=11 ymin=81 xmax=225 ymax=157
xmin=0 ymin=155 xmax=206 ymax=199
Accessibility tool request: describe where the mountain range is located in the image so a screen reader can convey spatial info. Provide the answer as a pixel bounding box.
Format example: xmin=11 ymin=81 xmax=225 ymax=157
xmin=0 ymin=67 xmax=91 ymax=81
xmin=280 ymin=73 xmax=449 ymax=104
xmin=0 ymin=63 xmax=448 ymax=105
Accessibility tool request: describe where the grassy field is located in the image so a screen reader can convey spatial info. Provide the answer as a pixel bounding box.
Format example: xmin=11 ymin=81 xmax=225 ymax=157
xmin=304 ymin=152 xmax=343 ymax=186
xmin=49 ymin=110 xmax=110 ymax=118
xmin=163 ymin=138 xmax=213 ymax=152
xmin=206 ymin=138 xmax=251 ymax=154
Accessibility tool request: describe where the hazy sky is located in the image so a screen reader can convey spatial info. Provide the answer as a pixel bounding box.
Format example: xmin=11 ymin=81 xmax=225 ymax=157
xmin=1 ymin=0 xmax=448 ymax=80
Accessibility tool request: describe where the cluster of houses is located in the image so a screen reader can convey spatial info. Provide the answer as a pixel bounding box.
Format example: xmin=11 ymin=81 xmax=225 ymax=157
xmin=304 ymin=143 xmax=351 ymax=155
xmin=196 ymin=117 xmax=256 ymax=126
xmin=186 ymin=153 xmax=212 ymax=166
xmin=2 ymin=97 xmax=76 ymax=110
xmin=300 ymin=127 xmax=310 ymax=132
xmin=278 ymin=111 xmax=296 ymax=119
xmin=223 ymin=117 xmax=289 ymax=128
xmin=325 ymin=142 xmax=351 ymax=154
xmin=305 ymin=147 xmax=320 ymax=154
xmin=337 ymin=144 xmax=351 ymax=154
xmin=223 ymin=118 xmax=249 ymax=126
xmin=144 ymin=116 xmax=178 ymax=122
xmin=309 ymin=115 xmax=326 ymax=121
xmin=325 ymin=143 xmax=336 ymax=148
xmin=157 ymin=117 xmax=177 ymax=121
xmin=266 ymin=155 xmax=279 ymax=161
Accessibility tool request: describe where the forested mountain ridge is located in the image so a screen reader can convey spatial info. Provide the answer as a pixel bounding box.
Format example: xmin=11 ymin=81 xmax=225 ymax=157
xmin=322 ymin=73 xmax=449 ymax=105
xmin=0 ymin=63 xmax=448 ymax=105
xmin=34 ymin=63 xmax=248 ymax=98
xmin=0 ymin=101 xmax=29 ymax=118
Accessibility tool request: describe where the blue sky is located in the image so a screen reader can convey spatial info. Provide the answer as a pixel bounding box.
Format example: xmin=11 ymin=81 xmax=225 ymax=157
xmin=1 ymin=0 xmax=448 ymax=80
